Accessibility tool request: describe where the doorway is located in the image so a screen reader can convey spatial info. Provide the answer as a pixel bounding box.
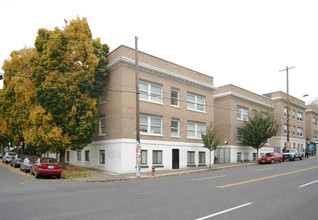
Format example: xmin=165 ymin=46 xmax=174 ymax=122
xmin=172 ymin=149 xmax=179 ymax=169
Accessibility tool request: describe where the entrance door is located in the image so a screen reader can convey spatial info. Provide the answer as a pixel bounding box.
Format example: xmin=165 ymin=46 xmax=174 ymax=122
xmin=172 ymin=149 xmax=179 ymax=169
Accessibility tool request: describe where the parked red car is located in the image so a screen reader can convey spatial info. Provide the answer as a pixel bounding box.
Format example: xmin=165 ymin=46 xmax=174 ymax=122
xmin=258 ymin=152 xmax=283 ymax=164
xmin=30 ymin=157 xmax=62 ymax=179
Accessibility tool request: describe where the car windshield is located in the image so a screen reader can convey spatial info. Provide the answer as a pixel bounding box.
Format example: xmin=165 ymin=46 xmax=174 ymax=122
xmin=264 ymin=153 xmax=274 ymax=157
xmin=40 ymin=158 xmax=58 ymax=163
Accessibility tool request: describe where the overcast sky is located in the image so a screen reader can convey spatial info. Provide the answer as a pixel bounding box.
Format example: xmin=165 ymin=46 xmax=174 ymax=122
xmin=1 ymin=0 xmax=317 ymax=104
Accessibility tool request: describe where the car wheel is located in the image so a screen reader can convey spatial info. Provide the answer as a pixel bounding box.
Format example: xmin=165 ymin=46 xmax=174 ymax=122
xmin=56 ymin=175 xmax=61 ymax=179
xmin=271 ymin=159 xmax=275 ymax=164
xmin=279 ymin=159 xmax=282 ymax=163
xmin=300 ymin=156 xmax=303 ymax=160
xmin=35 ymin=170 xmax=39 ymax=179
xmin=30 ymin=169 xmax=33 ymax=175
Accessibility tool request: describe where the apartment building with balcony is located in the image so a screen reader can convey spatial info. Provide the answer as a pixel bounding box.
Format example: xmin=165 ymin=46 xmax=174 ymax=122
xmin=213 ymin=84 xmax=275 ymax=163
xmin=263 ymin=91 xmax=307 ymax=153
xmin=305 ymin=104 xmax=318 ymax=155
xmin=65 ymin=45 xmax=217 ymax=174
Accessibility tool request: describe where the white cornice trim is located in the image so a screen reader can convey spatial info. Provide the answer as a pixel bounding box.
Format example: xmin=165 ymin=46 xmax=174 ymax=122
xmin=214 ymin=92 xmax=273 ymax=109
xmin=108 ymin=56 xmax=217 ymax=92
xmin=271 ymin=96 xmax=306 ymax=110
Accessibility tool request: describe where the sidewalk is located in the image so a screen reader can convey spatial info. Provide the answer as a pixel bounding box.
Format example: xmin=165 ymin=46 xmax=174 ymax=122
xmin=69 ymin=162 xmax=257 ymax=182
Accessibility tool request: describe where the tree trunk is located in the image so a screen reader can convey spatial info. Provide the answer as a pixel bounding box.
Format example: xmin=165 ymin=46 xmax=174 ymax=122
xmin=21 ymin=142 xmax=25 ymax=155
xmin=59 ymin=150 xmax=66 ymax=170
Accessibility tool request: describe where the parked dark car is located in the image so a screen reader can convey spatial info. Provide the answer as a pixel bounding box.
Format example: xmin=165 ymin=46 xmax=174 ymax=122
xmin=30 ymin=157 xmax=62 ymax=179
xmin=258 ymin=152 xmax=283 ymax=164
xmin=20 ymin=156 xmax=37 ymax=173
xmin=11 ymin=154 xmax=28 ymax=168
xmin=2 ymin=152 xmax=17 ymax=164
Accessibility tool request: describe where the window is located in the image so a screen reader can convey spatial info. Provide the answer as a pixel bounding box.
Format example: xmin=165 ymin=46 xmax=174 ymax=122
xmin=98 ymin=90 xmax=106 ymax=104
xmin=187 ymin=151 xmax=195 ymax=164
xmin=297 ymin=112 xmax=303 ymax=122
xmin=293 ymin=126 xmax=296 ymax=136
xmin=77 ymin=151 xmax=81 ymax=161
xmin=284 ymin=124 xmax=287 ymax=134
xmin=140 ymin=115 xmax=162 ymax=135
xmin=284 ymin=107 xmax=287 ymax=117
xmin=153 ymin=150 xmax=162 ymax=164
xmin=171 ymin=89 xmax=179 ymax=107
xmin=237 ymin=152 xmax=242 ymax=161
xmin=139 ymin=81 xmax=162 ymax=103
xmin=141 ymin=150 xmax=147 ymax=165
xmin=99 ymin=116 xmax=106 ymax=136
xmin=85 ymin=150 xmax=90 ymax=162
xmin=199 ymin=152 xmax=206 ymax=164
xmin=237 ymin=106 xmax=248 ymax=121
xmin=237 ymin=128 xmax=242 ymax=142
xmin=187 ymin=122 xmax=205 ymax=139
xmin=171 ymin=120 xmax=180 ymax=137
xmin=297 ymin=128 xmax=303 ymax=137
xmin=313 ymin=131 xmax=318 ymax=139
xmin=99 ymin=150 xmax=105 ymax=164
xmin=313 ymin=117 xmax=317 ymax=126
xmin=187 ymin=93 xmax=205 ymax=112
xmin=293 ymin=110 xmax=295 ymax=120
xmin=66 ymin=151 xmax=70 ymax=162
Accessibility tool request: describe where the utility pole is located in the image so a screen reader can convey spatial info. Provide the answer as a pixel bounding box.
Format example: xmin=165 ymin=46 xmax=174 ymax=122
xmin=135 ymin=36 xmax=141 ymax=178
xmin=279 ymin=66 xmax=294 ymax=150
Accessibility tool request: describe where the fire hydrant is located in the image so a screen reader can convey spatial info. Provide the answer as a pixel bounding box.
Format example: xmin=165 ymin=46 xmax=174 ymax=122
xmin=152 ymin=166 xmax=155 ymax=176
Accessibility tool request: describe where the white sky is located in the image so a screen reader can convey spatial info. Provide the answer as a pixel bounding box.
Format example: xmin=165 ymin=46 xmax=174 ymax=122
xmin=1 ymin=0 xmax=317 ymax=104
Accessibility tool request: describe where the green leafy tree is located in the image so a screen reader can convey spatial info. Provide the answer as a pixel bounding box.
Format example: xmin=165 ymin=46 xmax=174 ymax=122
xmin=202 ymin=122 xmax=220 ymax=168
xmin=29 ymin=17 xmax=109 ymax=168
xmin=240 ymin=110 xmax=279 ymax=160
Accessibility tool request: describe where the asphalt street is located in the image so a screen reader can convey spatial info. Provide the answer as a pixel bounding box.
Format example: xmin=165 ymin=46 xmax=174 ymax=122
xmin=1 ymin=158 xmax=318 ymax=220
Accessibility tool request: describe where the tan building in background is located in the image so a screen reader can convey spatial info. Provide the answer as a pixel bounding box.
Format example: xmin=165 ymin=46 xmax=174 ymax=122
xmin=305 ymin=105 xmax=318 ymax=155
xmin=214 ymin=84 xmax=274 ymax=163
xmin=264 ymin=91 xmax=307 ymax=153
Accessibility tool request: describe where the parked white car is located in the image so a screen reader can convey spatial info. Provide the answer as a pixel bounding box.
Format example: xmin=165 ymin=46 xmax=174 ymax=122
xmin=2 ymin=152 xmax=17 ymax=164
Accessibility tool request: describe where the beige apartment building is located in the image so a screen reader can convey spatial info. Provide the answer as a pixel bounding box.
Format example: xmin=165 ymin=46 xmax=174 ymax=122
xmin=305 ymin=104 xmax=318 ymax=155
xmin=264 ymin=91 xmax=307 ymax=153
xmin=65 ymin=45 xmax=217 ymax=173
xmin=214 ymin=85 xmax=274 ymax=163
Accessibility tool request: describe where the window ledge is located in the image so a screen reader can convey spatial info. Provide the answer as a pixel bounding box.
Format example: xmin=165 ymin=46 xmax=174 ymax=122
xmin=140 ymin=99 xmax=163 ymax=105
xmin=98 ymin=134 xmax=106 ymax=137
xmin=187 ymin=137 xmax=202 ymax=140
xmin=171 ymin=105 xmax=180 ymax=108
xmin=187 ymin=108 xmax=206 ymax=114
xmin=187 ymin=164 xmax=196 ymax=167
xmin=141 ymin=133 xmax=163 ymax=137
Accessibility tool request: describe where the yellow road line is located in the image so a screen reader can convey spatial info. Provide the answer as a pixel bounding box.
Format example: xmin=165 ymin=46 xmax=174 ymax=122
xmin=216 ymin=165 xmax=318 ymax=188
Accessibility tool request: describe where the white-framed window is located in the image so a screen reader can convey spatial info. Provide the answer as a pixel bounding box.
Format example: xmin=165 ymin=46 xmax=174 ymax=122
xmin=99 ymin=150 xmax=105 ymax=164
xmin=139 ymin=81 xmax=162 ymax=103
xmin=187 ymin=151 xmax=195 ymax=164
xmin=313 ymin=117 xmax=317 ymax=126
xmin=284 ymin=107 xmax=287 ymax=118
xmin=141 ymin=150 xmax=147 ymax=165
xmin=77 ymin=151 xmax=81 ymax=161
xmin=171 ymin=119 xmax=180 ymax=137
xmin=199 ymin=152 xmax=206 ymax=163
xmin=85 ymin=150 xmax=90 ymax=162
xmin=284 ymin=124 xmax=287 ymax=134
xmin=297 ymin=112 xmax=303 ymax=122
xmin=313 ymin=131 xmax=318 ymax=139
xmin=237 ymin=152 xmax=242 ymax=161
xmin=140 ymin=115 xmax=162 ymax=135
xmin=237 ymin=106 xmax=248 ymax=121
xmin=99 ymin=116 xmax=106 ymax=136
xmin=237 ymin=128 xmax=243 ymax=142
xmin=153 ymin=150 xmax=162 ymax=164
xmin=187 ymin=122 xmax=205 ymax=139
xmin=297 ymin=127 xmax=303 ymax=137
xmin=171 ymin=89 xmax=179 ymax=107
xmin=98 ymin=90 xmax=106 ymax=104
xmin=187 ymin=93 xmax=205 ymax=112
